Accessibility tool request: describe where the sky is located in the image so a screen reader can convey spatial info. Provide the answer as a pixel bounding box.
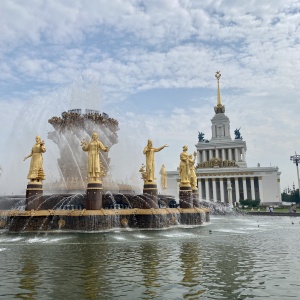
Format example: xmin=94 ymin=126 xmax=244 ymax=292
xmin=0 ymin=0 xmax=300 ymax=194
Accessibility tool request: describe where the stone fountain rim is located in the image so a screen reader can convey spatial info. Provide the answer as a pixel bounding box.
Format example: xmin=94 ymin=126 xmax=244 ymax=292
xmin=1 ymin=207 xmax=210 ymax=217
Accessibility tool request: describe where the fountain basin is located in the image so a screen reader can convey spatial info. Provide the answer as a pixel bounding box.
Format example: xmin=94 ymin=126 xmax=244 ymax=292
xmin=0 ymin=208 xmax=210 ymax=231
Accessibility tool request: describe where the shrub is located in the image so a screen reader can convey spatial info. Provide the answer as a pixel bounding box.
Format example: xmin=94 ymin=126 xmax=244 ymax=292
xmin=239 ymin=199 xmax=260 ymax=208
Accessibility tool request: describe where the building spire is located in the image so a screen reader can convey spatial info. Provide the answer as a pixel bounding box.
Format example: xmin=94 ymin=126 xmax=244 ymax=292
xmin=214 ymin=71 xmax=225 ymax=114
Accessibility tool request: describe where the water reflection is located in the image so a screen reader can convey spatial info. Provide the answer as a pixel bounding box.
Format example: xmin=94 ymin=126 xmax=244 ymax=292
xmin=139 ymin=242 xmax=160 ymax=298
xmin=16 ymin=249 xmax=41 ymax=299
xmin=202 ymin=240 xmax=256 ymax=299
xmin=179 ymin=242 xmax=205 ymax=299
xmin=1 ymin=217 xmax=300 ymax=299
xmin=79 ymin=237 xmax=111 ymax=300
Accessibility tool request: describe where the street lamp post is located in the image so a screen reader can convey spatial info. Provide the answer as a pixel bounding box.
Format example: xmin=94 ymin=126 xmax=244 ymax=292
xmin=290 ymin=152 xmax=300 ymax=201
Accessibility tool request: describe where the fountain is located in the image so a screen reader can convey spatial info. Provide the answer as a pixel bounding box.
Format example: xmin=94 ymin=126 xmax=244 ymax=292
xmin=47 ymin=109 xmax=119 ymax=192
xmin=0 ymin=109 xmax=210 ymax=232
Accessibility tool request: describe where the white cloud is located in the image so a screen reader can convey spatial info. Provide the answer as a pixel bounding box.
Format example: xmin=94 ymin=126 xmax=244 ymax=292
xmin=0 ymin=0 xmax=300 ymax=192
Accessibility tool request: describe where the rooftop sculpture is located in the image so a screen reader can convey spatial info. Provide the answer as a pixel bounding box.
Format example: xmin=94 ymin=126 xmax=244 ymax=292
xmin=234 ymin=128 xmax=243 ymax=140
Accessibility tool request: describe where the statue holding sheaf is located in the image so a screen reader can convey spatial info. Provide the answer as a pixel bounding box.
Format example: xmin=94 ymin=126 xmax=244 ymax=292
xmin=139 ymin=164 xmax=147 ymax=183
xmin=179 ymin=145 xmax=195 ymax=186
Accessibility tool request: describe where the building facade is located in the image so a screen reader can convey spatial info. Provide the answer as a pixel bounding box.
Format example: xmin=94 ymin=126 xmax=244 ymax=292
xmin=166 ymin=72 xmax=282 ymax=206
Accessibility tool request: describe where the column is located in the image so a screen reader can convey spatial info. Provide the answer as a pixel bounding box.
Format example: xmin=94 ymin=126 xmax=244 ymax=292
xmin=235 ymin=177 xmax=240 ymax=204
xmin=234 ymin=148 xmax=239 ymax=161
xmin=228 ymin=148 xmax=232 ymax=161
xmin=227 ymin=178 xmax=233 ymax=206
xmin=242 ymin=177 xmax=247 ymax=200
xmin=197 ymin=151 xmax=201 ymax=164
xmin=277 ymin=177 xmax=281 ymax=203
xmin=250 ymin=177 xmax=255 ymax=200
xmin=209 ymin=149 xmax=213 ymax=160
xmin=221 ymin=149 xmax=226 ymax=160
xmin=242 ymin=148 xmax=245 ymax=161
xmin=212 ymin=125 xmax=216 ymax=138
xmin=212 ymin=179 xmax=217 ymax=202
xmin=220 ymin=178 xmax=225 ymax=203
xmin=203 ymin=150 xmax=207 ymax=162
xmin=216 ymin=126 xmax=219 ymax=137
xmin=225 ymin=124 xmax=229 ymax=136
xmin=258 ymin=176 xmax=264 ymax=203
xmin=198 ymin=179 xmax=202 ymax=200
xmin=205 ymin=178 xmax=209 ymax=201
xmin=215 ymin=148 xmax=219 ymax=158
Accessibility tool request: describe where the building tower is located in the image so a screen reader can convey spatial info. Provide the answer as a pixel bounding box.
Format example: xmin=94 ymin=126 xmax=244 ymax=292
xmin=166 ymin=72 xmax=282 ymax=206
xmin=196 ymin=71 xmax=247 ymax=169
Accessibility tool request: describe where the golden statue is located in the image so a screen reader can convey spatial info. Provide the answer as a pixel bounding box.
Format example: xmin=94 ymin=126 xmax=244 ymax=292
xmin=81 ymin=132 xmax=108 ymax=183
xmin=23 ymin=136 xmax=46 ymax=183
xmin=189 ymin=152 xmax=197 ymax=189
xmin=159 ymin=164 xmax=167 ymax=190
xmin=179 ymin=145 xmax=194 ymax=186
xmin=139 ymin=163 xmax=147 ymax=183
xmin=143 ymin=139 xmax=168 ymax=183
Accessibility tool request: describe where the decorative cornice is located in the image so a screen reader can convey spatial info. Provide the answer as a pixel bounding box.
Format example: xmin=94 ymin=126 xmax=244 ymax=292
xmin=199 ymin=171 xmax=254 ymax=177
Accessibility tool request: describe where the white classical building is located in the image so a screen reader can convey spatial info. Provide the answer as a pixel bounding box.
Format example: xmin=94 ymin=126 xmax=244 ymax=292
xmin=166 ymin=73 xmax=282 ymax=206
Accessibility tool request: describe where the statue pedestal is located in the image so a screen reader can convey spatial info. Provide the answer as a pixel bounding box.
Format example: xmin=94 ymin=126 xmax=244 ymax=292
xmin=25 ymin=183 xmax=43 ymax=211
xmin=179 ymin=185 xmax=193 ymax=208
xmin=192 ymin=189 xmax=200 ymax=208
xmin=86 ymin=183 xmax=103 ymax=210
xmin=143 ymin=183 xmax=158 ymax=208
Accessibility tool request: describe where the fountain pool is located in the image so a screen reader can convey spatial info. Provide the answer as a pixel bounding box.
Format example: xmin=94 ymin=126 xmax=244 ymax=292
xmin=0 ymin=215 xmax=299 ymax=299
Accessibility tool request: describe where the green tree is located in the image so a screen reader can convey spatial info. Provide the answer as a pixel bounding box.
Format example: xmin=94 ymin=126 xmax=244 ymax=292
xmin=281 ymin=189 xmax=300 ymax=203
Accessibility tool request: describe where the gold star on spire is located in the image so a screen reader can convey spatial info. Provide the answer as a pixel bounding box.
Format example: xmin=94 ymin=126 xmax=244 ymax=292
xmin=214 ymin=71 xmax=225 ymax=114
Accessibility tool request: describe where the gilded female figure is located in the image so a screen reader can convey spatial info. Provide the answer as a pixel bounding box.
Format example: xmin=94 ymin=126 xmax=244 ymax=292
xmin=180 ymin=145 xmax=192 ymax=185
xmin=24 ymin=136 xmax=46 ymax=182
xmin=81 ymin=133 xmax=108 ymax=183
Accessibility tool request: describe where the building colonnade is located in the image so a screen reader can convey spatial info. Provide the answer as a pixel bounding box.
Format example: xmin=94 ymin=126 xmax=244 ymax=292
xmin=198 ymin=176 xmax=263 ymax=204
xmin=198 ymin=147 xmax=245 ymax=162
